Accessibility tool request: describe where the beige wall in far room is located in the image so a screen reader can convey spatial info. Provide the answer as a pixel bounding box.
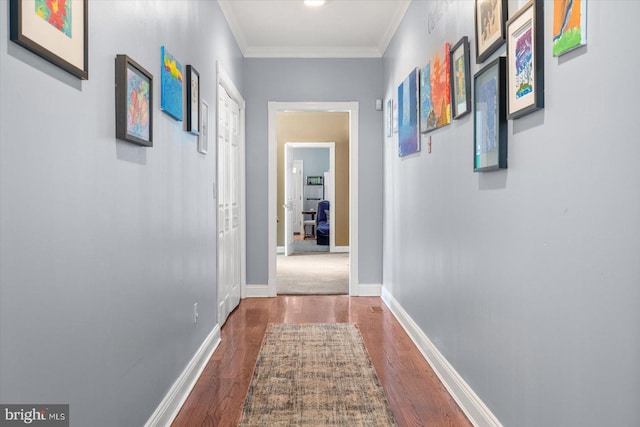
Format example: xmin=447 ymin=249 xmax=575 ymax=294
xmin=277 ymin=112 xmax=350 ymax=247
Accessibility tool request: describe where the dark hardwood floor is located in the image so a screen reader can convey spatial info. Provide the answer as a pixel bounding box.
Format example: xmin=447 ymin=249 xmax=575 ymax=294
xmin=172 ymin=296 xmax=471 ymax=427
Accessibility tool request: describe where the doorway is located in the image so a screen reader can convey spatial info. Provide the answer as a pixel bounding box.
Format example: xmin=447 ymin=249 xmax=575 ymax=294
xmin=283 ymin=142 xmax=336 ymax=256
xmin=267 ymin=102 xmax=360 ymax=297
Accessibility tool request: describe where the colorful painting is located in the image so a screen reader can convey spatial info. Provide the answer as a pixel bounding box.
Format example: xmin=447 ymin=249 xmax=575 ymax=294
xmin=397 ymin=68 xmax=420 ymax=157
xmin=453 ymin=54 xmax=467 ymax=107
xmin=553 ymin=0 xmax=587 ymax=56
xmin=514 ymin=26 xmax=533 ymax=99
xmin=11 ymin=0 xmax=88 ymax=79
xmin=127 ymin=65 xmax=151 ymax=141
xmin=35 ymin=0 xmax=72 ymax=38
xmin=160 ymin=46 xmax=183 ymax=121
xmin=420 ymin=43 xmax=451 ymax=133
xmin=479 ymin=0 xmax=501 ymax=47
xmin=507 ymin=0 xmax=544 ymax=119
xmin=475 ymin=0 xmax=507 ymax=63
xmin=420 ymin=62 xmax=431 ymax=132
xmin=115 ymin=55 xmax=153 ymax=147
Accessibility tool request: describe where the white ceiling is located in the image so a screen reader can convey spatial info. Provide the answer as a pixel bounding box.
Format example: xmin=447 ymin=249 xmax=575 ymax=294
xmin=218 ymin=0 xmax=411 ymax=58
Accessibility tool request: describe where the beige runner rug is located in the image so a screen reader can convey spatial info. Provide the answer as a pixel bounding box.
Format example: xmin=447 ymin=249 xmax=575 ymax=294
xmin=239 ymin=323 xmax=398 ymax=426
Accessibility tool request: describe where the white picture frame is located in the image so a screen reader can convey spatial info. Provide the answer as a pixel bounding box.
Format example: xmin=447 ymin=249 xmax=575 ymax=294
xmin=198 ymin=100 xmax=209 ymax=154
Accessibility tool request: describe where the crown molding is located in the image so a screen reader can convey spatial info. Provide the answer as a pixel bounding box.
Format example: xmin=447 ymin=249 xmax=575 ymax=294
xmin=244 ymin=45 xmax=383 ymax=59
xmin=218 ymin=0 xmax=249 ymax=54
xmin=378 ymin=0 xmax=411 ymax=55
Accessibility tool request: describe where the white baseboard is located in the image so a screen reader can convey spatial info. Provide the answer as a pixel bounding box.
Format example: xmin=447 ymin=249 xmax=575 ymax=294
xmin=244 ymin=284 xmax=271 ymax=298
xmin=145 ymin=325 xmax=221 ymax=427
xmin=381 ymin=287 xmax=503 ymax=427
xmin=277 ymin=246 xmax=284 ymax=254
xmin=357 ymin=283 xmax=381 ymax=296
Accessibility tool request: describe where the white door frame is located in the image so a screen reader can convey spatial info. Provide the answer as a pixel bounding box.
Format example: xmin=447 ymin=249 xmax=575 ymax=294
xmin=283 ymin=145 xmax=296 ymax=256
xmin=284 ymin=142 xmax=336 ymax=253
xmin=268 ymin=102 xmax=359 ymax=297
xmin=216 ymin=62 xmax=246 ymax=310
xmin=292 ymin=159 xmax=304 ymax=236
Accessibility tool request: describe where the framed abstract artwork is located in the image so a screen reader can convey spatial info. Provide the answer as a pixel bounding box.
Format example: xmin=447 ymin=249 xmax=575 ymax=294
xmin=115 ymin=55 xmax=153 ymax=147
xmin=9 ymin=0 xmax=88 ymax=79
xmin=474 ymin=57 xmax=507 ymax=172
xmin=553 ymin=0 xmax=587 ymax=56
xmin=420 ymin=42 xmax=451 ymax=133
xmin=198 ymin=100 xmax=209 ymax=154
xmin=475 ymin=0 xmax=507 ymax=64
xmin=397 ymin=68 xmax=420 ymax=157
xmin=392 ymin=99 xmax=399 ymax=134
xmin=160 ymin=46 xmax=183 ymax=121
xmin=506 ymin=0 xmax=544 ymax=119
xmin=450 ymin=36 xmax=471 ymax=120
xmin=386 ymin=98 xmax=393 ymax=138
xmin=186 ymin=65 xmax=200 ymax=134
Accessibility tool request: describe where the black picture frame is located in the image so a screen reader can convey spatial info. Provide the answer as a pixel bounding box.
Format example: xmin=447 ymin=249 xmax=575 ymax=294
xmin=506 ymin=0 xmax=544 ymax=119
xmin=475 ymin=0 xmax=508 ymax=64
xmin=450 ymin=36 xmax=472 ymax=120
xmin=473 ymin=57 xmax=507 ymax=172
xmin=115 ymin=55 xmax=153 ymax=147
xmin=9 ymin=0 xmax=89 ymax=79
xmin=186 ymin=65 xmax=201 ymax=135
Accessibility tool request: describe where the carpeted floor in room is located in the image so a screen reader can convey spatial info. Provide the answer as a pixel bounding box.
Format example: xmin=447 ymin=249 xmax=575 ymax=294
xmin=277 ymin=252 xmax=349 ymax=295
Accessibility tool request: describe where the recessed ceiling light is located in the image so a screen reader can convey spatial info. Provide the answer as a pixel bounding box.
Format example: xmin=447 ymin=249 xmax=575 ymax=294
xmin=304 ymin=0 xmax=326 ymax=7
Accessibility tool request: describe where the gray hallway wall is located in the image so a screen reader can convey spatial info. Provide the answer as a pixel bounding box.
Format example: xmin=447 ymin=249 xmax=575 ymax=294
xmin=292 ymin=147 xmax=330 ymax=182
xmin=382 ymin=1 xmax=640 ymax=426
xmin=0 ymin=2 xmax=242 ymax=426
xmin=244 ymin=58 xmax=384 ymax=286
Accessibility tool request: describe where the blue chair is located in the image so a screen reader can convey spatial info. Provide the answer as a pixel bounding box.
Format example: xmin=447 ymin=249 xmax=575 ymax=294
xmin=316 ymin=200 xmax=330 ymax=246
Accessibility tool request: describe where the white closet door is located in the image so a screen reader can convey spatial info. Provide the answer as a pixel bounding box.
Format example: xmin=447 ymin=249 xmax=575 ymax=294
xmin=217 ymin=86 xmax=241 ymax=326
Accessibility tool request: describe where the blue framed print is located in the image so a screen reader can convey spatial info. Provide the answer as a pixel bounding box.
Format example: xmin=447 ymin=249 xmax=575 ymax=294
xmin=397 ymin=68 xmax=420 ymax=157
xmin=160 ymin=46 xmax=183 ymax=121
xmin=473 ymin=57 xmax=507 ymax=172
